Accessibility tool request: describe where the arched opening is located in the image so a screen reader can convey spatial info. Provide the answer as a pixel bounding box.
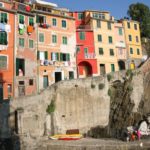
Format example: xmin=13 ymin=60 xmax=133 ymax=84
xmin=118 ymin=60 xmax=126 ymax=70
xmin=78 ymin=61 xmax=92 ymax=77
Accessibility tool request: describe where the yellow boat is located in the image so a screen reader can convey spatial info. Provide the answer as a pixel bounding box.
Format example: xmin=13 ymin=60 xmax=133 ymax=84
xmin=49 ymin=134 xmax=83 ymax=140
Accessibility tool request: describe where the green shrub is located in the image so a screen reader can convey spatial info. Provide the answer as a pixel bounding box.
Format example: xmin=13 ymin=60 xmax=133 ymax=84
xmin=91 ymin=84 xmax=96 ymax=89
xmin=107 ymin=74 xmax=113 ymax=82
xmin=127 ymin=85 xmax=133 ymax=92
xmin=126 ymin=69 xmax=132 ymax=76
xmin=108 ymin=88 xmax=111 ymax=97
xmin=98 ymin=83 xmax=105 ymax=90
xmin=46 ymin=100 xmax=55 ymax=114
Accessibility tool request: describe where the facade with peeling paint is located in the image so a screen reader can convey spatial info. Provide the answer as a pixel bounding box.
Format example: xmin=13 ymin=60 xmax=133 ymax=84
xmin=14 ymin=0 xmax=37 ymax=97
xmin=0 ymin=1 xmax=15 ymax=100
xmin=32 ymin=1 xmax=77 ymax=91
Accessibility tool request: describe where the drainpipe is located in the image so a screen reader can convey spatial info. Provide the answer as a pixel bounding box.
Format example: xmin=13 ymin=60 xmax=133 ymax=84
xmin=13 ymin=12 xmax=17 ymax=99
xmin=36 ymin=12 xmax=39 ymax=94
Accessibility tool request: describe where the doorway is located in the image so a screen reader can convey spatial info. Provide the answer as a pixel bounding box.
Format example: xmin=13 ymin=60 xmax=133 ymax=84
xmin=100 ymin=64 xmax=106 ymax=75
xmin=118 ymin=60 xmax=125 ymax=70
xmin=0 ymin=83 xmax=3 ymax=100
xmin=43 ymin=76 xmax=49 ymax=88
xmin=55 ymin=72 xmax=62 ymax=83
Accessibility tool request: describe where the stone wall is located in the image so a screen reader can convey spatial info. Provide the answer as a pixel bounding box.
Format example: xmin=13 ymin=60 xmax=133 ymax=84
xmin=6 ymin=62 xmax=150 ymax=138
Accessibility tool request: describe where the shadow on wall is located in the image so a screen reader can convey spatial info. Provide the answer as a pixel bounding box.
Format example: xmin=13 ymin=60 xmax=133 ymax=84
xmin=0 ymin=100 xmax=21 ymax=150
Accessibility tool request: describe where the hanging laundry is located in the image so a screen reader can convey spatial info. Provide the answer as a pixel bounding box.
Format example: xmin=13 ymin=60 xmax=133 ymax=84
xmin=27 ymin=25 xmax=33 ymax=34
xmin=26 ymin=5 xmax=31 ymax=12
xmin=0 ymin=23 xmax=11 ymax=32
xmin=19 ymin=24 xmax=24 ymax=29
xmin=19 ymin=28 xmax=25 ymax=35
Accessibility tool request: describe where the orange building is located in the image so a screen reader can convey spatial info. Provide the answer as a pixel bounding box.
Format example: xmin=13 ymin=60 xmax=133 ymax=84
xmin=0 ymin=1 xmax=15 ymax=100
xmin=32 ymin=1 xmax=77 ymax=90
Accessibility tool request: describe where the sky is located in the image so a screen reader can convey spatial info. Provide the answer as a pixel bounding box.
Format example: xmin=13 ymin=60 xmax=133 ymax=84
xmin=45 ymin=0 xmax=150 ymax=19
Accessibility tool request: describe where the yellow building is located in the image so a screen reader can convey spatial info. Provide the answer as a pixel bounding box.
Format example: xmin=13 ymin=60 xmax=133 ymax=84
xmin=84 ymin=10 xmax=119 ymax=74
xmin=121 ymin=19 xmax=142 ymax=69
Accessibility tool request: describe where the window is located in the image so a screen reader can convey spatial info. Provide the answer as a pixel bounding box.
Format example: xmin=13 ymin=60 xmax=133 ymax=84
xmin=127 ymin=22 xmax=130 ymax=28
xmin=0 ymin=32 xmax=7 ymax=45
xmin=110 ymin=49 xmax=114 ymax=56
xmin=99 ymin=48 xmax=103 ymax=55
xmin=19 ymin=14 xmax=24 ymax=24
xmin=130 ymin=47 xmax=133 ymax=54
xmin=0 ymin=13 xmax=7 ymax=23
xmin=37 ymin=51 xmax=48 ymax=60
xmin=16 ymin=58 xmax=25 ymax=76
xmin=97 ymin=20 xmax=101 ymax=28
xmin=19 ymin=38 xmax=24 ymax=47
xmin=0 ymin=3 xmax=4 ymax=7
xmin=29 ymin=17 xmax=34 ymax=26
xmin=111 ymin=64 xmax=115 ymax=72
xmin=39 ymin=33 xmax=44 ymax=42
xmin=134 ymin=24 xmax=137 ymax=30
xmin=107 ymin=22 xmax=111 ymax=30
xmin=98 ymin=34 xmax=102 ymax=42
xmin=51 ymin=52 xmax=59 ymax=61
xmin=0 ymin=55 xmax=7 ymax=69
xmin=129 ymin=35 xmax=132 ymax=41
xmin=108 ymin=36 xmax=113 ymax=43
xmin=84 ymin=48 xmax=88 ymax=54
xmin=62 ymin=36 xmax=67 ymax=45
xmin=93 ymin=13 xmax=105 ymax=19
xmin=52 ymin=18 xmax=57 ymax=26
xmin=29 ymin=39 xmax=34 ymax=48
xmin=52 ymin=35 xmax=57 ymax=43
xmin=36 ymin=15 xmax=46 ymax=24
xmin=78 ymin=13 xmax=83 ymax=20
xmin=60 ymin=53 xmax=70 ymax=61
xmin=118 ymin=28 xmax=123 ymax=35
xmin=136 ymin=36 xmax=139 ymax=43
xmin=29 ymin=79 xmax=34 ymax=86
xmin=62 ymin=20 xmax=66 ymax=28
xmin=137 ymin=49 xmax=140 ymax=55
xmin=79 ymin=32 xmax=85 ymax=40
xmin=69 ymin=71 xmax=74 ymax=79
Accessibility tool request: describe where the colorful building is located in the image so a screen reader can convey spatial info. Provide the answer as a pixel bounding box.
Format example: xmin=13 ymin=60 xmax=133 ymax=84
xmin=0 ymin=1 xmax=15 ymax=100
xmin=70 ymin=12 xmax=97 ymax=78
xmin=13 ymin=0 xmax=37 ymax=97
xmin=114 ymin=21 xmax=127 ymax=70
xmin=84 ymin=10 xmax=119 ymax=74
xmin=121 ymin=19 xmax=142 ymax=69
xmin=32 ymin=0 xmax=77 ymax=90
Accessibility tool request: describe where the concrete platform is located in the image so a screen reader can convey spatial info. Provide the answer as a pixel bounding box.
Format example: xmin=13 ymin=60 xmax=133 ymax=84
xmin=22 ymin=137 xmax=150 ymax=150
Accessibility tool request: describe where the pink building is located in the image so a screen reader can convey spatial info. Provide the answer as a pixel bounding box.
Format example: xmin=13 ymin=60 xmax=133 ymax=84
xmin=114 ymin=21 xmax=127 ymax=70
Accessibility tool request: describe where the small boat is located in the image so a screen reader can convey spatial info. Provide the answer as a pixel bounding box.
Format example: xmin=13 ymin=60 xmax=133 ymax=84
xmin=49 ymin=134 xmax=82 ymax=140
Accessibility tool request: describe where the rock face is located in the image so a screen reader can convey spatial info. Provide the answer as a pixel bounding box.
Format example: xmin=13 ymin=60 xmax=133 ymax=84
xmin=0 ymin=59 xmax=149 ymax=141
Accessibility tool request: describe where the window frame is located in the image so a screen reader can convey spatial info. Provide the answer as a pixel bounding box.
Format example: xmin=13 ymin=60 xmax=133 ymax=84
xmin=0 ymin=12 xmax=8 ymax=24
xmin=52 ymin=18 xmax=57 ymax=26
xmin=29 ymin=39 xmax=34 ymax=48
xmin=62 ymin=36 xmax=67 ymax=45
xmin=19 ymin=14 xmax=24 ymax=24
xmin=62 ymin=20 xmax=67 ymax=28
xmin=108 ymin=36 xmax=113 ymax=44
xmin=0 ymin=31 xmax=7 ymax=45
xmin=97 ymin=34 xmax=102 ymax=42
xmin=52 ymin=34 xmax=57 ymax=44
xmin=130 ymin=47 xmax=133 ymax=54
xmin=79 ymin=32 xmax=85 ymax=40
xmin=19 ymin=38 xmax=25 ymax=47
xmin=39 ymin=32 xmax=44 ymax=43
xmin=0 ymin=55 xmax=8 ymax=70
xmin=99 ymin=48 xmax=104 ymax=55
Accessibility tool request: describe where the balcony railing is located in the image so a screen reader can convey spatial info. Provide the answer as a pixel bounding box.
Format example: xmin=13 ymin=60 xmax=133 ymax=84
xmin=77 ymin=25 xmax=91 ymax=30
xmin=84 ymin=53 xmax=96 ymax=59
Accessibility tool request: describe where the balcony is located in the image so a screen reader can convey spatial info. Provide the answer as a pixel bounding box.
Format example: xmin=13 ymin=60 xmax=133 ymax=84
xmin=18 ymin=3 xmax=31 ymax=12
xmin=77 ymin=25 xmax=92 ymax=30
xmin=84 ymin=53 xmax=96 ymax=59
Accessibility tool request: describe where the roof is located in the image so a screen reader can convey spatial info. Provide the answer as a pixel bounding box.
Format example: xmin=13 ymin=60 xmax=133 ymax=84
xmin=30 ymin=0 xmax=57 ymax=7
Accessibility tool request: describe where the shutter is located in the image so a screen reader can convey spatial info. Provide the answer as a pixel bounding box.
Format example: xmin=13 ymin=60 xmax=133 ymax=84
xmin=56 ymin=53 xmax=59 ymax=61
xmin=16 ymin=58 xmax=19 ymax=76
xmin=45 ymin=51 xmax=48 ymax=59
xmin=36 ymin=15 xmax=39 ymax=23
xmin=37 ymin=51 xmax=39 ymax=60
xmin=51 ymin=52 xmax=53 ymax=60
xmin=60 ymin=53 xmax=63 ymax=61
xmin=67 ymin=54 xmax=70 ymax=61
